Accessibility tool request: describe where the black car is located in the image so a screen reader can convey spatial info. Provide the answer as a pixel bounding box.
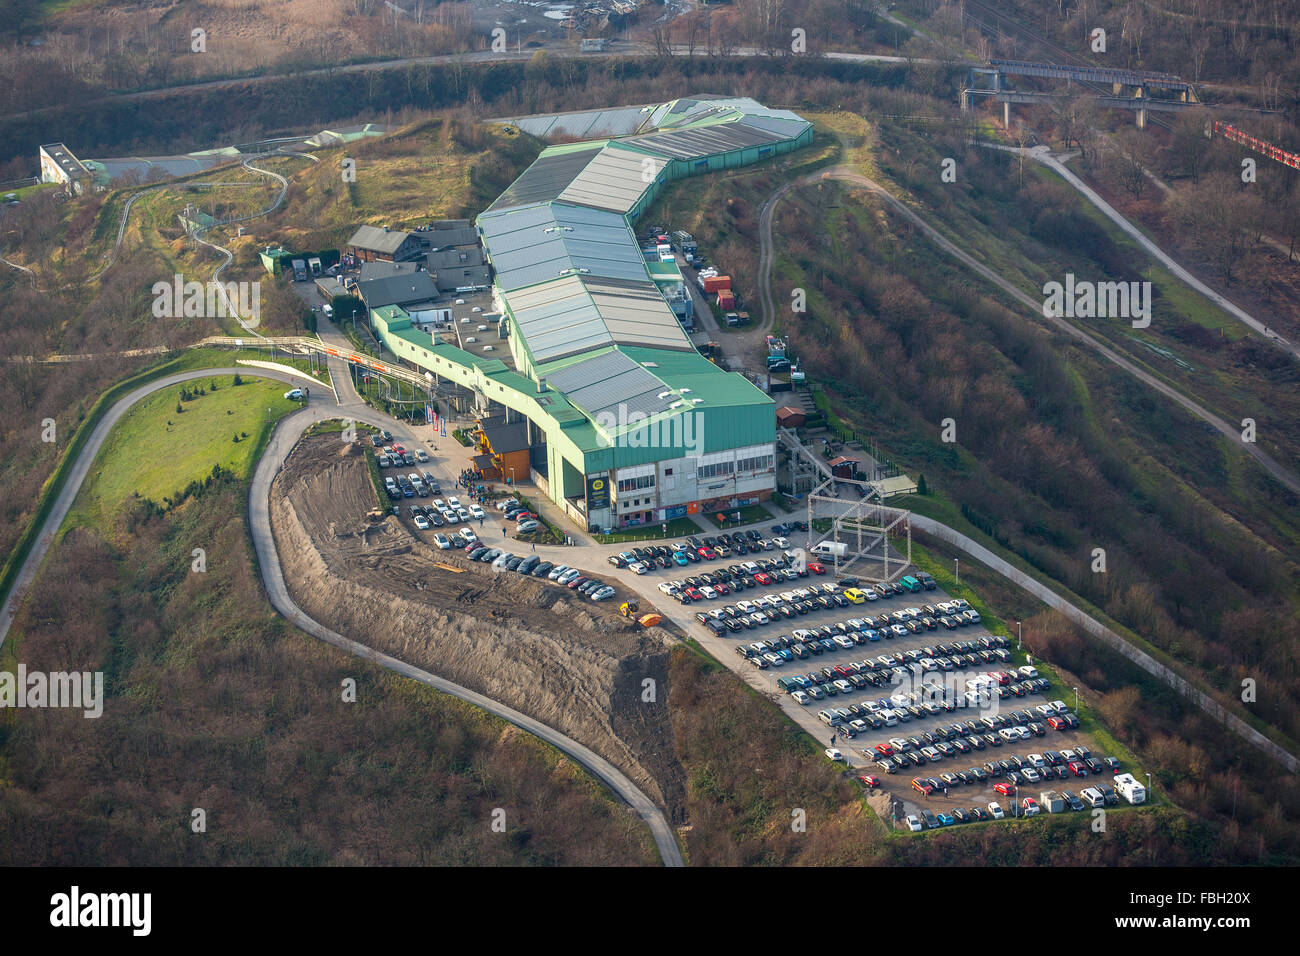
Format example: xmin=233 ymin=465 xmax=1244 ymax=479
xmin=533 ymin=562 xmax=554 ymax=577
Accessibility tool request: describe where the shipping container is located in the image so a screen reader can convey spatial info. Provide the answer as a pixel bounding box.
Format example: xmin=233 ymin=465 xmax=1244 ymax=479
xmin=717 ymin=290 xmax=735 ymax=309
xmin=702 ymin=275 xmax=732 ymax=293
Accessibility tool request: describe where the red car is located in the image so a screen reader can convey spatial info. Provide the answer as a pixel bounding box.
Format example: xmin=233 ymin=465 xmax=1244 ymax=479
xmin=859 ymin=774 xmax=880 ymax=788
xmin=1068 ymin=761 xmax=1089 ymax=777
xmin=514 ymin=511 xmax=536 ymax=522
xmin=994 ymin=782 xmax=1016 ymax=796
xmin=714 ymin=582 xmax=730 ymax=595
xmin=912 ymin=777 xmax=934 ymax=796
xmin=808 ymin=562 xmax=826 ymax=575
xmin=874 ymin=743 xmax=895 ymax=757
xmin=567 ymin=576 xmax=588 ymax=590
xmin=754 ymin=572 xmax=772 ymax=585
xmin=696 ymin=547 xmax=715 ymax=559
xmin=1047 ymin=716 xmax=1067 ymax=731
xmin=685 ymin=588 xmax=703 ymax=601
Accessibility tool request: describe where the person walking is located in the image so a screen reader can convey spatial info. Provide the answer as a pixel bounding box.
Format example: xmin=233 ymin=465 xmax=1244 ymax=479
xmin=530 ymin=541 xmax=536 ymax=552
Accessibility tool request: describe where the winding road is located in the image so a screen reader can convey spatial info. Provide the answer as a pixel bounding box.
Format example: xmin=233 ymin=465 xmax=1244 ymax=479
xmin=988 ymin=144 xmax=1299 ymax=360
xmin=766 ymin=165 xmax=1300 ymax=497
xmin=0 ymin=365 xmax=684 ymax=868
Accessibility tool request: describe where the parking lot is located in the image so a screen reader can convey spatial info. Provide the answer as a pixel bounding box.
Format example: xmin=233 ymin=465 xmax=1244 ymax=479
xmin=603 ymin=528 xmax=1136 ymax=830
xmin=352 ymin=420 xmax=1136 ymax=832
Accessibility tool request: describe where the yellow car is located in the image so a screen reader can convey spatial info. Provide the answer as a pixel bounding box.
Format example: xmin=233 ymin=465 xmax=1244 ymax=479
xmin=843 ymin=588 xmax=867 ymax=604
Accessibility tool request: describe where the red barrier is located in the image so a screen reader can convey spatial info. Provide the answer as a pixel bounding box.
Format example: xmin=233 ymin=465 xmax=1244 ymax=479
xmin=1213 ymin=121 xmax=1300 ymax=171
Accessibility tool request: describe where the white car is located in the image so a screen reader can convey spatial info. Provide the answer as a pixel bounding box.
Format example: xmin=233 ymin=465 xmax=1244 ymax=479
xmin=461 ymin=529 xmax=478 ymax=544
xmin=1050 ymin=700 xmax=1068 ymax=714
xmin=447 ymin=496 xmax=461 ymax=508
xmin=469 ymin=505 xmax=486 ymax=520
xmin=432 ymin=499 xmax=446 ymax=510
xmin=658 ymin=581 xmax=681 ymax=595
xmin=773 ymin=536 xmax=789 ymax=548
xmin=987 ymin=802 xmax=1005 ymax=820
xmin=456 ymin=508 xmax=470 ymax=522
xmin=699 ymin=586 xmax=717 ymax=599
xmin=824 ymin=748 xmax=844 ymax=762
xmin=433 ymin=533 xmax=450 ymax=550
xmin=548 ymin=565 xmax=570 ymax=580
xmin=413 ymin=515 xmax=430 ymax=531
xmin=415 ymin=450 xmax=429 ymax=462
xmin=556 ymin=569 xmax=581 ymax=584
xmin=284 ymin=388 xmax=303 ymax=400
xmin=906 ymin=814 xmax=923 ymax=832
xmin=496 ymin=498 xmax=519 ymax=512
xmin=791 ymin=690 xmax=810 ymax=705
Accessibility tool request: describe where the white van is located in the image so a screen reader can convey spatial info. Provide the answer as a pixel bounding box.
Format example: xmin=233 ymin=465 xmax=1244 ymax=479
xmin=810 ymin=541 xmax=848 ymax=559
xmin=1080 ymin=787 xmax=1106 ymax=809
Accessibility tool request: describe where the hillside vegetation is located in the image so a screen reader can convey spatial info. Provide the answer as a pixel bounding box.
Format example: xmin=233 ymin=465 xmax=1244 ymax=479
xmin=0 ymin=381 xmax=657 ymax=866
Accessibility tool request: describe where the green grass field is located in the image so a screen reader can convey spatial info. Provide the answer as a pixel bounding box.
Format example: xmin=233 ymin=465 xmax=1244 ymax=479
xmin=65 ymin=376 xmax=298 ymax=535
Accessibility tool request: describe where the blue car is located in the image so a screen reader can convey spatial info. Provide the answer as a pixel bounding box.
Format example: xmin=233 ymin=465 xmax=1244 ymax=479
xmin=937 ymin=812 xmax=955 ymax=826
xmin=673 ymin=551 xmax=690 ymax=566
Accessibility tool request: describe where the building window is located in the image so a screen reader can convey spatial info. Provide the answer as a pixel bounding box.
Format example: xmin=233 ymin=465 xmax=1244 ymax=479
xmin=736 ymin=454 xmax=774 ymax=472
xmin=696 ymin=460 xmax=735 ymax=480
xmin=617 ymin=474 xmax=656 ymax=493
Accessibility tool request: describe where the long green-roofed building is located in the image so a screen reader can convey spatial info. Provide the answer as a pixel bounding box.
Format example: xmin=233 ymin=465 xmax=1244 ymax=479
xmin=368 ymin=96 xmax=812 ymax=531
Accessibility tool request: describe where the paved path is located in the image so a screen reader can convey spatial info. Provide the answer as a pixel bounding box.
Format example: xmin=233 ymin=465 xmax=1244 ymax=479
xmin=0 ymin=367 xmax=312 ymax=648
xmin=248 ymin=399 xmax=684 ymax=867
xmin=995 ymin=144 xmax=1299 ymax=360
xmin=805 ymin=165 xmax=1300 ymax=497
xmin=0 ymin=365 xmax=683 ymax=867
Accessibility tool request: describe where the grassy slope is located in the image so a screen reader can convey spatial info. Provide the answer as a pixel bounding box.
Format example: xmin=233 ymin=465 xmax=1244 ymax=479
xmin=0 ymin=368 xmax=656 ymax=865
xmin=64 ymin=376 xmax=295 ymax=536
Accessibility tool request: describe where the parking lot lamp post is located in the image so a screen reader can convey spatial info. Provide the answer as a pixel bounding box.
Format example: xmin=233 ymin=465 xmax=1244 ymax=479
xmin=1073 ymin=686 xmax=1078 ymax=712
xmin=509 ymin=467 xmax=515 ymax=487
xmin=954 ymin=558 xmax=959 ymax=586
xmin=1016 ymin=620 xmax=1022 ymax=651
xmin=1147 ymin=773 xmax=1152 ymax=801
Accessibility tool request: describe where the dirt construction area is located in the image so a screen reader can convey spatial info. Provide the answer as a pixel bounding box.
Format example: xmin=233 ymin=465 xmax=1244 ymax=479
xmin=269 ymin=434 xmax=686 ymax=810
